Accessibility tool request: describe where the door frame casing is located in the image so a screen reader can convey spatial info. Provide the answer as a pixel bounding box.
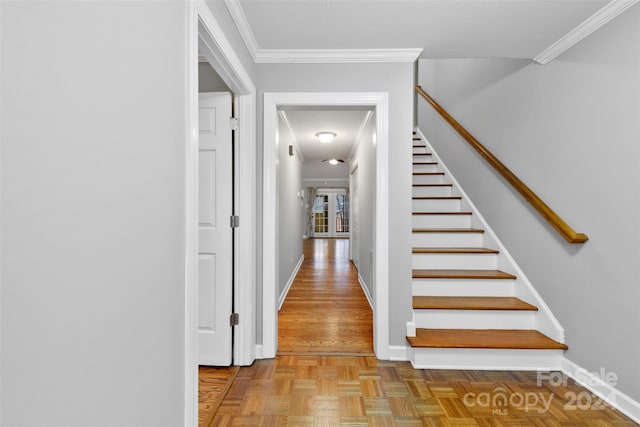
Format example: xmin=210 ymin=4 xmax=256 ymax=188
xmin=262 ymin=92 xmax=390 ymax=360
xmin=186 ymin=1 xmax=257 ymax=424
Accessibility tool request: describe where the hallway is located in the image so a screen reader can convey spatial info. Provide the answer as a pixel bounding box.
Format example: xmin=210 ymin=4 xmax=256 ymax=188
xmin=278 ymin=238 xmax=373 ymax=355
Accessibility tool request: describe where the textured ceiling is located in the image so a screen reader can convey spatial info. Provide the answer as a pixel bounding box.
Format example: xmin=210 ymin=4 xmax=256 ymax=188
xmin=238 ymin=0 xmax=608 ymax=58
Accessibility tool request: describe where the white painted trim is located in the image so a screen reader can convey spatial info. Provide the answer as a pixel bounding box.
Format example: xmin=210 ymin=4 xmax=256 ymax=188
xmin=197 ymin=1 xmax=255 ymax=94
xmin=263 ymin=92 xmax=390 ymax=360
xmin=357 ymin=273 xmax=373 ymax=309
xmin=233 ymin=92 xmax=257 ymax=367
xmin=278 ymin=111 xmax=304 ymax=162
xmin=562 ymin=358 xmax=640 ymax=424
xmin=223 ymin=0 xmax=422 ymax=63
xmin=278 ymin=255 xmax=304 ymax=310
xmin=410 ymin=348 xmax=563 ymax=371
xmin=415 ymin=128 xmax=565 ymax=343
xmin=388 ymin=345 xmax=410 ymax=362
xmin=222 ymin=0 xmax=260 ymax=61
xmin=534 ymin=0 xmax=640 ymax=64
xmin=184 ymin=3 xmax=199 ymax=425
xmin=255 ymin=48 xmax=423 ymax=64
xmin=255 ymin=344 xmax=264 ymax=359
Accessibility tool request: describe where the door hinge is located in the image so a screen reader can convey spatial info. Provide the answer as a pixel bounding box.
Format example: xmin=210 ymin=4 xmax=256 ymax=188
xmin=230 ymin=117 xmax=239 ymax=131
xmin=230 ymin=313 xmax=239 ymax=326
xmin=230 ymin=215 xmax=240 ymax=228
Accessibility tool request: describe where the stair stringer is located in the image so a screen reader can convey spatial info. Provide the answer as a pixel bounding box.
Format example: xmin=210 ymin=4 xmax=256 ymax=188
xmin=412 ymin=127 xmax=565 ymax=343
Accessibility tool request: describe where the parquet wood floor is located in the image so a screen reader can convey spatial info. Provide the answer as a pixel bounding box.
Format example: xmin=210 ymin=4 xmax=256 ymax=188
xmin=278 ymin=238 xmax=373 ymax=355
xmin=199 ymin=365 xmax=239 ymax=426
xmin=209 ymin=355 xmax=639 ymax=426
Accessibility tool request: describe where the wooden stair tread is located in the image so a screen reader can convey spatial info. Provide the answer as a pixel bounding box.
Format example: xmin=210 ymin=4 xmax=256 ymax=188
xmin=413 ymin=172 xmax=444 ymax=175
xmin=413 ymin=162 xmax=438 ymax=165
xmin=413 ymin=211 xmax=472 ymax=215
xmin=412 ymin=296 xmax=537 ymax=311
xmin=413 ymin=228 xmax=484 ymax=233
xmin=413 ymin=153 xmax=432 ymax=156
xmin=412 ymin=247 xmax=498 ymax=254
xmin=413 ymin=269 xmax=516 ymax=279
xmin=413 ymin=184 xmax=451 ymax=187
xmin=413 ymin=196 xmax=461 ymax=200
xmin=407 ymin=329 xmax=567 ymax=350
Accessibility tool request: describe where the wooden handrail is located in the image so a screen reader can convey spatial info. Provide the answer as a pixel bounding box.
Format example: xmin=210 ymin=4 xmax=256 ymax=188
xmin=416 ymin=85 xmax=588 ymax=244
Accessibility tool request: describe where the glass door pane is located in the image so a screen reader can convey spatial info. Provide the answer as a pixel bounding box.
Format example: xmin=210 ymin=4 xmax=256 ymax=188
xmin=335 ymin=194 xmax=349 ymax=233
xmin=313 ymin=195 xmax=328 ymax=235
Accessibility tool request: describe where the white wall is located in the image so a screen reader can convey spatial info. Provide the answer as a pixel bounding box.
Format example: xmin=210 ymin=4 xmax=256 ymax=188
xmin=277 ymin=115 xmax=304 ymax=299
xmin=417 ymin=5 xmax=640 ymax=402
xmin=256 ymin=62 xmax=414 ymax=348
xmin=1 ymin=1 xmax=188 ymax=425
xmin=350 ymin=113 xmax=376 ymax=299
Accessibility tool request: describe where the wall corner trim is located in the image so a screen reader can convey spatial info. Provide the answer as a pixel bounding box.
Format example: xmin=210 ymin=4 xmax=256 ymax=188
xmin=534 ymin=0 xmax=640 ymax=65
xmin=561 ymin=358 xmax=640 ymax=424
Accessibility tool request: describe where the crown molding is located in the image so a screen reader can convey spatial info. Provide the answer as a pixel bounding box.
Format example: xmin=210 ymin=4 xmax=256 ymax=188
xmin=255 ymin=48 xmax=423 ymax=64
xmin=534 ymin=0 xmax=639 ymax=65
xmin=224 ymin=0 xmax=422 ymax=63
xmin=223 ymin=0 xmax=260 ymax=61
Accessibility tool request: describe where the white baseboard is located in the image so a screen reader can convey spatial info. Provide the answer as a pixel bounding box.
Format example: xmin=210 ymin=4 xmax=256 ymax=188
xmin=562 ymin=358 xmax=640 ymax=424
xmin=358 ymin=273 xmax=373 ymax=309
xmin=388 ymin=345 xmax=409 ymax=361
xmin=255 ymin=344 xmax=264 ymax=359
xmin=278 ymin=254 xmax=304 ymax=310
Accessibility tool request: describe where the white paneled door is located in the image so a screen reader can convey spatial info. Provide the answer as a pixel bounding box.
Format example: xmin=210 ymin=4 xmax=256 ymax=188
xmin=198 ymin=92 xmax=233 ymax=366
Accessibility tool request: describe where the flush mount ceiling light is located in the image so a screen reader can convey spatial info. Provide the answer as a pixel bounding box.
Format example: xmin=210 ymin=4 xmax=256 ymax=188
xmin=315 ymin=131 xmax=336 ymax=144
xmin=321 ymin=158 xmax=345 ymax=165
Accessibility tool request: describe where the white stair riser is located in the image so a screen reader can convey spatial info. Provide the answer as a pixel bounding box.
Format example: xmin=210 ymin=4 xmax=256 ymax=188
xmin=412 ymin=253 xmax=498 ymax=269
xmin=413 ymin=279 xmax=515 ymax=296
xmin=413 ymin=163 xmax=439 ymax=172
xmin=409 ymin=347 xmax=564 ymax=370
xmin=413 ymin=174 xmax=445 ymax=185
xmin=413 ymin=214 xmax=471 ymax=228
xmin=413 ymin=156 xmax=433 ymax=163
xmin=412 ymin=232 xmax=484 ymax=247
xmin=412 ymin=198 xmax=461 ymax=212
xmin=412 ymin=186 xmax=452 ymax=197
xmin=413 ymin=310 xmax=535 ymax=329
xmin=413 ymin=147 xmax=429 ymax=154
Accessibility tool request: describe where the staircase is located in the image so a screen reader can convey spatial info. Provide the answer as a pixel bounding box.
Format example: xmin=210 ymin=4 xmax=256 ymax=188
xmin=406 ymin=130 xmax=568 ymax=370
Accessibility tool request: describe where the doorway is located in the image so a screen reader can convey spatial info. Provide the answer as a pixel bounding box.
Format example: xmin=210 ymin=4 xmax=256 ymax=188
xmin=187 ymin=3 xmax=257 ymax=424
xmin=313 ymin=190 xmax=350 ymax=238
xmin=263 ymin=92 xmax=390 ymax=360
